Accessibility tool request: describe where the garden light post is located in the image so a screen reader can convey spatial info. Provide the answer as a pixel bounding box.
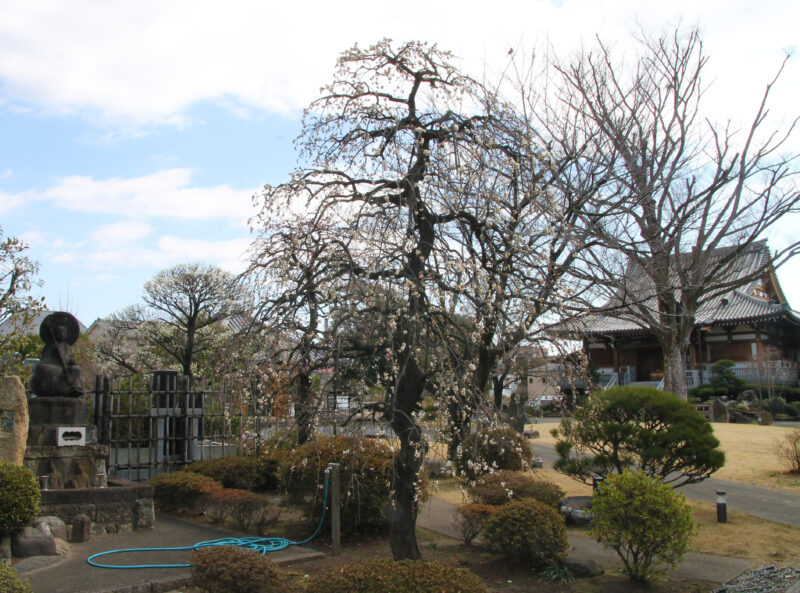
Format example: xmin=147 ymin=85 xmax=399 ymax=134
xmin=716 ymin=490 xmax=727 ymax=523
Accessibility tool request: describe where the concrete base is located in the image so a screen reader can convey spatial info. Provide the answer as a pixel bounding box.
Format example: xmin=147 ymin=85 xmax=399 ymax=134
xmin=18 ymin=513 xmax=324 ymax=593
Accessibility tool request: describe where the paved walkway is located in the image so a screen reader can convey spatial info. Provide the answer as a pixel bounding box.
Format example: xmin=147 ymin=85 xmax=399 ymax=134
xmin=417 ymin=495 xmax=753 ymax=584
xmin=15 ymin=513 xmax=323 ymax=593
xmin=531 ymin=441 xmax=800 ymax=527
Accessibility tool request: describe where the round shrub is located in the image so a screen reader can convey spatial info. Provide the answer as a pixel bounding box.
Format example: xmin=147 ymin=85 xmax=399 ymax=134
xmin=281 ymin=436 xmax=394 ymax=537
xmin=0 ymin=562 xmax=32 ymax=593
xmin=470 ymin=470 xmax=565 ymax=507
xmin=455 ymin=503 xmax=498 ymax=545
xmin=225 ymin=489 xmax=268 ymax=531
xmin=589 ymin=470 xmax=696 ymax=582
xmin=186 ymin=456 xmax=271 ymax=491
xmin=0 ymin=462 xmax=40 ymax=536
xmin=305 ymin=557 xmax=486 ymax=593
xmin=482 ymin=498 xmax=568 ymax=568
xmin=190 ymin=545 xmax=278 ymax=593
xmin=455 ymin=427 xmax=533 ymax=481
xmin=149 ymin=471 xmax=222 ymax=512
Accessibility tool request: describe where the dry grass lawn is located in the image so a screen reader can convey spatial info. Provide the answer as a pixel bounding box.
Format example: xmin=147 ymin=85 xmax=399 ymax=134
xmin=530 ymin=420 xmax=800 ymax=491
xmin=433 ymin=469 xmax=800 ymax=565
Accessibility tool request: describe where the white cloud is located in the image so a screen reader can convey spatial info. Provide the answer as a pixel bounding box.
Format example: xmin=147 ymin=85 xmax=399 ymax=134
xmin=0 ymin=0 xmax=796 ymax=128
xmin=89 ymin=221 xmax=153 ymax=246
xmin=83 ymin=235 xmax=251 ymax=273
xmin=30 ymin=169 xmax=257 ymax=224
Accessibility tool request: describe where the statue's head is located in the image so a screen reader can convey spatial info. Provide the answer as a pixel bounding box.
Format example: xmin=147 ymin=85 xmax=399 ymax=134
xmin=54 ymin=325 xmax=68 ymax=342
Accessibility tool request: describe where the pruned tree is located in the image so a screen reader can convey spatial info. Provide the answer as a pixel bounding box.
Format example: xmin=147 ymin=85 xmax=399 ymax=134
xmin=0 ymin=227 xmax=45 ymax=377
xmin=96 ymin=263 xmax=247 ymax=378
xmin=549 ymin=28 xmax=800 ymax=398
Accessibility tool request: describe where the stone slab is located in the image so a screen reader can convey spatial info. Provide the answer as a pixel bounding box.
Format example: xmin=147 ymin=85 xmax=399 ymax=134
xmin=0 ymin=375 xmax=29 ymax=465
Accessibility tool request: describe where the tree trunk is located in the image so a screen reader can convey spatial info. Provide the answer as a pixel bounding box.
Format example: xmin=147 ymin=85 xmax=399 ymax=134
xmin=295 ymin=371 xmax=314 ymax=444
xmin=388 ymin=353 xmax=426 ymax=560
xmin=662 ymin=342 xmax=689 ymax=399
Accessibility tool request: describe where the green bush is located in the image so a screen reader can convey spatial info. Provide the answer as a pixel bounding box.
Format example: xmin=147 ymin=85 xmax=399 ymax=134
xmin=281 ymin=435 xmax=394 ymax=537
xmin=0 ymin=463 xmax=40 ymax=536
xmin=149 ymin=471 xmax=222 ymax=512
xmin=305 ymin=557 xmax=486 ymax=593
xmin=455 ymin=427 xmax=533 ymax=481
xmin=470 ymin=470 xmax=564 ymax=507
xmin=589 ymin=470 xmax=696 ymax=582
xmin=190 ymin=545 xmax=278 ymax=593
xmin=455 ymin=503 xmax=498 ymax=545
xmin=482 ymin=498 xmax=568 ymax=568
xmin=187 ymin=456 xmax=272 ymax=491
xmin=0 ymin=562 xmax=33 ymax=593
xmin=553 ymin=386 xmax=724 ymax=487
xmin=224 ymin=489 xmax=268 ymax=531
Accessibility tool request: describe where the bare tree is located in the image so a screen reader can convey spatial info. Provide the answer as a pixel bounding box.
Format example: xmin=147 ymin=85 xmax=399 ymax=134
xmin=550 ymin=28 xmax=800 ymax=398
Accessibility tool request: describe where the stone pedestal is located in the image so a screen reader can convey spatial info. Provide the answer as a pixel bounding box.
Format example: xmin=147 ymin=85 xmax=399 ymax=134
xmin=23 ymin=396 xmax=108 ymax=489
xmin=0 ymin=376 xmax=29 ymax=465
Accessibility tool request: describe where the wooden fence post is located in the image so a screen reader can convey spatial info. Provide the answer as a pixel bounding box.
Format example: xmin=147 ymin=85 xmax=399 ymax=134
xmin=327 ymin=462 xmax=341 ymax=555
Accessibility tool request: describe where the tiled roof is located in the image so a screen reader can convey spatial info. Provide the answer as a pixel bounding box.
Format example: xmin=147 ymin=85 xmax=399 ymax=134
xmin=573 ymin=241 xmax=800 ymax=337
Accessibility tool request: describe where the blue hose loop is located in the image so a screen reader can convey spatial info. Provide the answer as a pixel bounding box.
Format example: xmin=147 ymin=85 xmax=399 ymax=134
xmin=87 ymin=471 xmax=330 ymax=569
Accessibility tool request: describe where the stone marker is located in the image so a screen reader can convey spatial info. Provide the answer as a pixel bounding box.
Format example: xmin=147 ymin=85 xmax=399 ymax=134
xmin=11 ymin=526 xmax=57 ymax=557
xmin=0 ymin=376 xmax=29 ymax=465
xmin=70 ymin=514 xmax=91 ymax=543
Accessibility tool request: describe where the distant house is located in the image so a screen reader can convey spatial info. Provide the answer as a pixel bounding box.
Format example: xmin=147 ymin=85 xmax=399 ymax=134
xmin=0 ymin=309 xmax=88 ymax=338
xmin=573 ymin=241 xmax=800 ymax=389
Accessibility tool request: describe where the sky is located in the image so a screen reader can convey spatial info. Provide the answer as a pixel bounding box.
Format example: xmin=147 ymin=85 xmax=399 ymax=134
xmin=1 ymin=0 xmax=799 ymax=325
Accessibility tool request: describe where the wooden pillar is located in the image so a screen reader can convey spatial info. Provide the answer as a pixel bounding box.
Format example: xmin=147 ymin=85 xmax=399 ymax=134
xmin=612 ymin=340 xmax=620 ymax=384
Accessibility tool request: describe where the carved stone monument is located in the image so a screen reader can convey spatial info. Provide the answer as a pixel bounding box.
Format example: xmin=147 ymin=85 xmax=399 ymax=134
xmin=31 ymin=311 xmax=83 ymax=398
xmin=24 ymin=312 xmax=107 ymax=489
xmin=0 ymin=376 xmax=29 ymax=465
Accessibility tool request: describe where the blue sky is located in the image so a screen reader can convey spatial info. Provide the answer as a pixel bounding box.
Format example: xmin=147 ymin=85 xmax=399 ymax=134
xmin=1 ymin=0 xmax=799 ymax=325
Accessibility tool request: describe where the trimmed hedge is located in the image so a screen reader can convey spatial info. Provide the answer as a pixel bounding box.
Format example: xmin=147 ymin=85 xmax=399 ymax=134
xmin=191 ymin=546 xmax=278 ymax=593
xmin=455 ymin=503 xmax=498 ymax=545
xmin=482 ymin=498 xmax=568 ymax=568
xmin=149 ymin=471 xmax=222 ymax=512
xmin=0 ymin=462 xmax=40 ymax=537
xmin=470 ymin=470 xmax=565 ymax=507
xmin=281 ymin=436 xmax=394 ymax=537
xmin=305 ymin=558 xmax=486 ymax=593
xmin=186 ymin=456 xmax=275 ymax=492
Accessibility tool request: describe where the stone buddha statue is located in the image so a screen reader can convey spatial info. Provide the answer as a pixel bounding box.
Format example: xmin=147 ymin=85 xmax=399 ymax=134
xmin=31 ymin=312 xmax=84 ymax=398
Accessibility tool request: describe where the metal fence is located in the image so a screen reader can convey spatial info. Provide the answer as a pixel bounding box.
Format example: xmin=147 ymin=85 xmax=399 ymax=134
xmin=93 ymin=372 xmax=278 ymax=482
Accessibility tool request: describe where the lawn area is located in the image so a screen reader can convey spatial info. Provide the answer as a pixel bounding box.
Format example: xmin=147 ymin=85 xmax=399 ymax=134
xmin=433 ymin=467 xmax=800 ymax=565
xmin=530 ymin=420 xmax=800 ymax=491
